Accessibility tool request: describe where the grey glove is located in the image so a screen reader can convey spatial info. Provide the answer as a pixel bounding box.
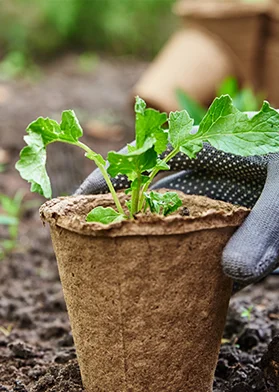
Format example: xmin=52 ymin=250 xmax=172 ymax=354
xmin=75 ymin=125 xmax=279 ymax=286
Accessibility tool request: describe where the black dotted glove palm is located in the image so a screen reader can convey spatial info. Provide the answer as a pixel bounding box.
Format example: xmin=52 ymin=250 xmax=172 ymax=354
xmin=75 ymin=123 xmax=279 ymax=286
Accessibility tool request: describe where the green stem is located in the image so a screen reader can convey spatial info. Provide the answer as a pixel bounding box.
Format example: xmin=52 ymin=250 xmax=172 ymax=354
xmin=76 ymin=141 xmax=125 ymax=216
xmin=130 ymin=173 xmax=142 ymax=216
xmin=138 ymin=147 xmax=179 ymax=211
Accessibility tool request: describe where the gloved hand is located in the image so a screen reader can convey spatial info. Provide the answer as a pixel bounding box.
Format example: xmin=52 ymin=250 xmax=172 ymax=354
xmin=75 ymin=123 xmax=279 ymax=286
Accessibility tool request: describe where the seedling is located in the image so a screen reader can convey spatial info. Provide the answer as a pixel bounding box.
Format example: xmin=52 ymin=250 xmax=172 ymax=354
xmin=16 ymin=95 xmax=279 ymax=225
xmin=241 ymin=305 xmax=254 ymax=321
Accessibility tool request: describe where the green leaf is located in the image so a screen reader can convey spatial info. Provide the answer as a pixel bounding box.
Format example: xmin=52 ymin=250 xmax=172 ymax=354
xmin=127 ymin=143 xmax=137 ymax=153
xmin=134 ymin=96 xmax=146 ymax=115
xmin=15 ymin=132 xmax=52 ymax=198
xmin=197 ymin=95 xmax=238 ymax=138
xmin=28 ymin=110 xmax=83 ymax=145
xmin=162 ymin=192 xmax=183 ymax=216
xmin=194 ymin=95 xmax=279 ymax=156
xmin=131 ymin=175 xmax=150 ymax=190
xmin=16 ymin=109 xmax=106 ymax=200
xmin=125 ymin=188 xmax=132 ymax=195
xmin=154 ymin=159 xmax=170 ymax=171
xmin=60 ymin=110 xmax=83 ymax=141
xmin=135 ymin=96 xmax=168 ymax=154
xmin=176 ymin=89 xmax=206 ymax=125
xmin=85 ymin=151 xmax=106 ymax=166
xmin=125 ymin=200 xmax=132 ymax=212
xmin=144 ymin=191 xmax=182 ymax=216
xmin=107 ymin=141 xmax=157 ymax=180
xmin=169 ymin=110 xmax=194 ymax=150
xmin=27 ymin=117 xmax=61 ymax=145
xmin=16 ymin=110 xmax=86 ymax=199
xmin=180 ymin=141 xmax=203 ymax=159
xmin=144 ymin=193 xmax=160 ymax=214
xmin=86 ymin=206 xmax=125 ymax=224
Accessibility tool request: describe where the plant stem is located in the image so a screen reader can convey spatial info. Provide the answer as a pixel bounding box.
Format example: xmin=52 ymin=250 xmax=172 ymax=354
xmin=130 ymin=173 xmax=142 ymax=216
xmin=138 ymin=147 xmax=179 ymax=211
xmin=76 ymin=141 xmax=125 ymax=216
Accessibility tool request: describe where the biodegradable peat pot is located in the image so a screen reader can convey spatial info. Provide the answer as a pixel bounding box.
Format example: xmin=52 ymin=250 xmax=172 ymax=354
xmin=134 ymin=0 xmax=269 ymax=112
xmin=174 ymin=0 xmax=268 ymax=88
xmin=40 ymin=192 xmax=249 ymax=392
xmin=264 ymin=6 xmax=279 ymax=106
xmin=133 ymin=28 xmax=235 ymax=112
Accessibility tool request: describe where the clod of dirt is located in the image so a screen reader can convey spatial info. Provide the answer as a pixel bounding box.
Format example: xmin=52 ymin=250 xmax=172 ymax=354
xmin=57 ymin=332 xmax=74 ymax=347
xmin=0 ymin=337 xmax=8 ymax=347
xmin=15 ymin=308 xmax=34 ymax=328
xmin=0 ymin=386 xmax=9 ymax=392
xmin=237 ymin=327 xmax=260 ymax=350
xmin=261 ymin=335 xmax=279 ymax=390
xmin=230 ymin=383 xmax=253 ymax=392
xmin=214 ymin=344 xmax=267 ymax=392
xmin=54 ymin=348 xmax=76 ymax=364
xmin=31 ymin=360 xmax=83 ymax=392
xmin=39 ymin=323 xmax=69 ymax=340
xmin=42 ymin=293 xmax=66 ymax=313
xmin=179 ymin=206 xmax=190 ymax=216
xmin=12 ymin=380 xmax=28 ymax=392
xmin=8 ymin=341 xmax=35 ymax=359
xmin=27 ymin=366 xmax=47 ymax=382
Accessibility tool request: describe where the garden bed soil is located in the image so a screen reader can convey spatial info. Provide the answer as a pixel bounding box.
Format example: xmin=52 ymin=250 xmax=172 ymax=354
xmin=0 ymin=207 xmax=279 ymax=392
xmin=0 ymin=55 xmax=278 ymax=392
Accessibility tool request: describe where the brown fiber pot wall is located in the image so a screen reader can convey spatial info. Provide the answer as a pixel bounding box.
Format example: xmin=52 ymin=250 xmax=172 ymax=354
xmin=40 ymin=193 xmax=249 ymax=392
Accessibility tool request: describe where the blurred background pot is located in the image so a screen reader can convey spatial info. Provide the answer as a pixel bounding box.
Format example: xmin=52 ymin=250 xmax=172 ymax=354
xmin=134 ymin=0 xmax=270 ymax=112
xmin=264 ymin=7 xmax=279 ymax=106
xmin=133 ymin=27 xmax=235 ymax=113
xmin=40 ymin=192 xmax=248 ymax=392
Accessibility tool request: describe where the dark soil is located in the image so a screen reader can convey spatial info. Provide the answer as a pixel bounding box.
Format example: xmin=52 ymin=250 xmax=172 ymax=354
xmin=0 ymin=55 xmax=278 ymax=392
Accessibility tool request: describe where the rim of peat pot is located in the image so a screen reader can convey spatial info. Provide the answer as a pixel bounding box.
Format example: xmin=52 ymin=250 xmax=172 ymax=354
xmin=40 ymin=192 xmax=249 ymax=392
xmin=40 ymin=192 xmax=248 ymax=237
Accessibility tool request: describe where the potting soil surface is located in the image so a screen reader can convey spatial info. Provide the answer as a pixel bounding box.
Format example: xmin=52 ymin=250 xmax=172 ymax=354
xmin=0 ymin=56 xmax=278 ymax=392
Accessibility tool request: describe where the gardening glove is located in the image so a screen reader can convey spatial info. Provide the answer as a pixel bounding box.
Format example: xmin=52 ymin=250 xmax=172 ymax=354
xmin=75 ymin=126 xmax=279 ymax=286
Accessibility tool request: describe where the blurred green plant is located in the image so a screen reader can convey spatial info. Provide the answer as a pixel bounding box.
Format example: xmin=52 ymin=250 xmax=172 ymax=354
xmin=216 ymin=77 xmax=263 ymax=112
xmin=177 ymin=77 xmax=264 ymax=124
xmin=0 ymin=0 xmax=176 ymax=62
xmin=176 ymin=89 xmax=207 ymax=125
xmin=0 ymin=191 xmax=24 ymax=259
xmin=78 ymin=52 xmax=99 ymax=73
xmin=0 ymin=51 xmax=41 ymax=81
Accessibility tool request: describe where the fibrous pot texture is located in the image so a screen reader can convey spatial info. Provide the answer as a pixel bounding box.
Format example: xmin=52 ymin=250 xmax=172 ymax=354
xmin=40 ymin=192 xmax=249 ymax=392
